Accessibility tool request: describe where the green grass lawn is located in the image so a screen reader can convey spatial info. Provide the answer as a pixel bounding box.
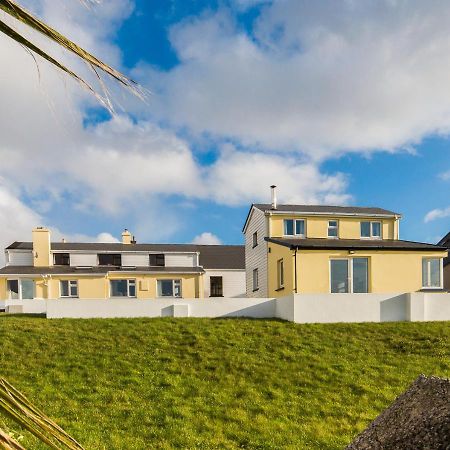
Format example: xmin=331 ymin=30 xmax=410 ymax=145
xmin=0 ymin=316 xmax=449 ymax=449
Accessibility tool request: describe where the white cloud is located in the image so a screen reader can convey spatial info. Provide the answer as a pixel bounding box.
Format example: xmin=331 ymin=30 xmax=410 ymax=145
xmin=424 ymin=206 xmax=450 ymax=223
xmin=192 ymin=232 xmax=222 ymax=245
xmin=439 ymin=170 xmax=450 ymax=181
xmin=141 ymin=2 xmax=450 ymax=159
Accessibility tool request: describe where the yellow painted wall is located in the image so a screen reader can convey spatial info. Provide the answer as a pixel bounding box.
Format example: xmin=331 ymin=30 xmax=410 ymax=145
xmin=0 ymin=274 xmax=203 ymax=300
xmin=267 ymin=244 xmax=295 ymax=297
xmin=32 ymin=228 xmax=52 ymax=267
xmin=269 ymin=215 xmax=397 ymax=240
xmin=295 ymin=249 xmax=447 ymax=294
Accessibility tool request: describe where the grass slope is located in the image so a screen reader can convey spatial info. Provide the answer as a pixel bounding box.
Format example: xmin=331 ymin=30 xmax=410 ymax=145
xmin=0 ymin=316 xmax=449 ymax=449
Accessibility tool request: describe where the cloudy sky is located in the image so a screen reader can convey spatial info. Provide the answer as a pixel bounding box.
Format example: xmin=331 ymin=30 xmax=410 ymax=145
xmin=0 ymin=0 xmax=449 ymax=253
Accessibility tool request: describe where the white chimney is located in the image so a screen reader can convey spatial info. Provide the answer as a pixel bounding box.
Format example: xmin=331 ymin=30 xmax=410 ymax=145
xmin=270 ymin=185 xmax=277 ymax=210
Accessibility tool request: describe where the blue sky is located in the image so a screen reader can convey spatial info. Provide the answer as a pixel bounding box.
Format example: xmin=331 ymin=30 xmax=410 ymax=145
xmin=0 ymin=0 xmax=449 ymax=250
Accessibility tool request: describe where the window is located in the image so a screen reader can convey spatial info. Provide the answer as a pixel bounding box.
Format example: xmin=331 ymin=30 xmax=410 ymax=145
xmin=422 ymin=258 xmax=442 ymax=288
xmin=330 ymin=258 xmax=369 ymax=293
xmin=60 ymin=280 xmax=78 ymax=297
xmin=252 ymin=231 xmax=258 ymax=248
xmin=149 ymin=254 xmax=165 ymax=267
xmin=110 ymin=279 xmax=136 ymax=297
xmin=210 ymin=276 xmax=223 ymax=297
xmin=360 ymin=221 xmax=381 ymax=239
xmin=157 ymin=279 xmax=182 ymax=297
xmin=98 ymin=254 xmax=122 ymax=266
xmin=328 ymin=220 xmax=339 ymax=238
xmin=252 ymin=268 xmax=259 ymax=291
xmin=54 ymin=253 xmax=70 ymax=265
xmin=277 ymin=259 xmax=284 ymax=289
xmin=284 ymin=219 xmax=305 ymax=237
xmin=7 ymin=279 xmax=35 ymax=300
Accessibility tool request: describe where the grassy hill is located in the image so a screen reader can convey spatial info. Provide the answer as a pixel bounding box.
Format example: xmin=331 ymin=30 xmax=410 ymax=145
xmin=0 ymin=316 xmax=449 ymax=449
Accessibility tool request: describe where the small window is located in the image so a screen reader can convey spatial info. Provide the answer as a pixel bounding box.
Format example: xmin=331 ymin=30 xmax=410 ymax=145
xmin=149 ymin=254 xmax=165 ymax=267
xmin=252 ymin=268 xmax=259 ymax=291
xmin=360 ymin=221 xmax=382 ymax=239
xmin=60 ymin=280 xmax=78 ymax=298
xmin=277 ymin=259 xmax=284 ymax=289
xmin=422 ymin=258 xmax=442 ymax=288
xmin=284 ymin=219 xmax=305 ymax=237
xmin=110 ymin=279 xmax=136 ymax=297
xmin=98 ymin=254 xmax=122 ymax=266
xmin=210 ymin=276 xmax=223 ymax=297
xmin=157 ymin=279 xmax=182 ymax=297
xmin=252 ymin=231 xmax=258 ymax=248
xmin=328 ymin=220 xmax=338 ymax=238
xmin=54 ymin=253 xmax=70 ymax=265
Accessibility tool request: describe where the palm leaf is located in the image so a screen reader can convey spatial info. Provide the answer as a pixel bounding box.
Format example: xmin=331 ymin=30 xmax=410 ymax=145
xmin=0 ymin=378 xmax=85 ymax=450
xmin=0 ymin=0 xmax=143 ymax=110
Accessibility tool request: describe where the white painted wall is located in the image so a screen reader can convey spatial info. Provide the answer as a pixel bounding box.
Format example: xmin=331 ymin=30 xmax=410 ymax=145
xmin=4 ymin=299 xmax=46 ymax=314
xmin=244 ymin=208 xmax=268 ymax=297
xmin=203 ymin=270 xmax=246 ymax=298
xmin=70 ymin=253 xmax=97 ymax=267
xmin=47 ymin=298 xmax=276 ymax=319
xmin=122 ymin=253 xmax=149 ymax=267
xmin=275 ymin=295 xmax=295 ymax=321
xmin=7 ymin=250 xmax=33 ymax=266
xmin=424 ymin=293 xmax=450 ymax=321
xmin=165 ymin=254 xmax=196 ymax=267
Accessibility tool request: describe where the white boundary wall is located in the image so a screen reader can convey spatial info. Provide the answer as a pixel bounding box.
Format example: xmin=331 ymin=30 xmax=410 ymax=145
xmin=3 ymin=293 xmax=450 ymax=323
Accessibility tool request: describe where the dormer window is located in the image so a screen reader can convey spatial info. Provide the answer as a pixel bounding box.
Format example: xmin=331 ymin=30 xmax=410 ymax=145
xmin=328 ymin=221 xmax=338 ymax=238
xmin=360 ymin=221 xmax=381 ymax=239
xmin=54 ymin=253 xmax=70 ymax=265
xmin=98 ymin=254 xmax=122 ymax=266
xmin=149 ymin=254 xmax=165 ymax=267
xmin=284 ymin=219 xmax=305 ymax=237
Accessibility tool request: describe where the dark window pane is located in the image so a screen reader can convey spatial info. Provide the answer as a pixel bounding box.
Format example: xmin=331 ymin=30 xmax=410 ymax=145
xmin=295 ymin=220 xmax=305 ymax=235
xmin=210 ymin=276 xmax=223 ymax=296
xmin=60 ymin=281 xmax=69 ymax=297
xmin=54 ymin=253 xmax=70 ymax=265
xmin=128 ymin=281 xmax=136 ymax=297
xmin=69 ymin=282 xmax=78 ymax=297
xmin=330 ymin=260 xmax=348 ymax=293
xmin=372 ymin=222 xmax=381 ymax=237
xmin=111 ymin=280 xmax=128 ymax=296
xmin=158 ymin=280 xmax=173 ymax=296
xmin=360 ymin=222 xmax=371 ymax=238
xmin=284 ymin=220 xmax=294 ymax=235
xmin=353 ymin=258 xmax=368 ymax=293
xmin=8 ymin=280 xmax=19 ymax=299
xmin=150 ymin=254 xmax=165 ymax=266
xmin=20 ymin=280 xmax=34 ymax=299
xmin=99 ymin=254 xmax=121 ymax=266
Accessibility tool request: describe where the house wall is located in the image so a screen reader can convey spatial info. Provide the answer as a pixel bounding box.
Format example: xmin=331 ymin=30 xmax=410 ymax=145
xmin=269 ymin=215 xmax=396 ymax=240
xmin=7 ymin=250 xmax=33 ymax=266
xmin=295 ymin=249 xmax=447 ymax=294
xmin=32 ymin=228 xmax=52 ymax=267
xmin=244 ymin=208 xmax=269 ymax=297
xmin=444 ymin=264 xmax=450 ymax=290
xmin=203 ymin=270 xmax=246 ymax=298
xmin=69 ymin=253 xmax=97 ymax=267
xmin=267 ymin=243 xmax=295 ymax=297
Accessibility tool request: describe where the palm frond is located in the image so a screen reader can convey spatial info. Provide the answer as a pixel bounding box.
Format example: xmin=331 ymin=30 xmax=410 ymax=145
xmin=0 ymin=378 xmax=85 ymax=450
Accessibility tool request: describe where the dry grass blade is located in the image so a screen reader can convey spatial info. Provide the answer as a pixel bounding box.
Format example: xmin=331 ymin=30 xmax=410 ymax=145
xmin=0 ymin=0 xmax=138 ymax=92
xmin=0 ymin=429 xmax=25 ymax=450
xmin=0 ymin=378 xmax=85 ymax=450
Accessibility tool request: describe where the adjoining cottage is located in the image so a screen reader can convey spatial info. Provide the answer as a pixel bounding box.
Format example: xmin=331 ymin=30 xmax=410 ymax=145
xmin=243 ymin=186 xmax=447 ymax=297
xmin=0 ymin=228 xmax=245 ymax=300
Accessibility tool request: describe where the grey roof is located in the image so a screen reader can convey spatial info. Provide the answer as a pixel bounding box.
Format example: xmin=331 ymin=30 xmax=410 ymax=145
xmin=0 ymin=266 xmax=205 ymax=275
xmin=347 ymin=375 xmax=450 ymax=449
xmin=253 ymin=203 xmax=401 ymax=216
xmin=5 ymin=243 xmax=245 ymax=270
xmin=265 ymin=237 xmax=447 ymax=251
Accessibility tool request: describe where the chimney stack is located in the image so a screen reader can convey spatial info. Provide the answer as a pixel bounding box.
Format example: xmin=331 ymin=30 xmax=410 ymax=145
xmin=122 ymin=229 xmax=132 ymax=245
xmin=270 ymin=185 xmax=277 ymax=210
xmin=32 ymin=227 xmax=52 ymax=267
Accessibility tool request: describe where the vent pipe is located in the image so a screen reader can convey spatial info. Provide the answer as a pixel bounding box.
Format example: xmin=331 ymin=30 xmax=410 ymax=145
xmin=270 ymin=185 xmax=277 ymax=210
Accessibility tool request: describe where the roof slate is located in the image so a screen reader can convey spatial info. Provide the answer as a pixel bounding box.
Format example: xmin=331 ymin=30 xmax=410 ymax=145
xmin=4 ymin=243 xmax=245 ymax=270
xmin=265 ymin=237 xmax=447 ymax=251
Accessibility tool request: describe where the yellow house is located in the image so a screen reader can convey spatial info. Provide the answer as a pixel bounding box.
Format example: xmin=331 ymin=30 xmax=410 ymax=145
xmin=0 ymin=228 xmax=245 ymax=301
xmin=243 ymin=187 xmax=448 ymax=297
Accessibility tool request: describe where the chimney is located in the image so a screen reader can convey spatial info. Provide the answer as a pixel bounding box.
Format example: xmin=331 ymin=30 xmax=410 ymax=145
xmin=122 ymin=229 xmax=132 ymax=245
xmin=32 ymin=227 xmax=52 ymax=267
xmin=270 ymin=185 xmax=277 ymax=210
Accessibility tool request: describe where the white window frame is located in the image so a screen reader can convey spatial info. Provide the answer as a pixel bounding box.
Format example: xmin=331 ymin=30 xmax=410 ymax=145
xmin=110 ymin=279 xmax=136 ymax=298
xmin=59 ymin=280 xmax=78 ymax=298
xmin=252 ymin=268 xmax=259 ymax=291
xmin=7 ymin=278 xmax=35 ymax=300
xmin=156 ymin=279 xmax=182 ymax=298
xmin=283 ymin=219 xmax=306 ymax=238
xmin=277 ymin=259 xmax=284 ymax=289
xmin=360 ymin=221 xmax=382 ymax=239
xmin=422 ymin=258 xmax=443 ymax=289
xmin=329 ymin=258 xmax=369 ymax=293
xmin=327 ymin=220 xmax=339 ymax=239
